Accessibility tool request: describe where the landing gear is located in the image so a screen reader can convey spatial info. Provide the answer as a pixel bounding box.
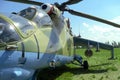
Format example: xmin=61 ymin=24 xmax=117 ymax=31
xmin=73 ymin=55 xmax=89 ymax=69
xmin=85 ymin=49 xmax=93 ymax=57
xmin=82 ymin=60 xmax=89 ymax=69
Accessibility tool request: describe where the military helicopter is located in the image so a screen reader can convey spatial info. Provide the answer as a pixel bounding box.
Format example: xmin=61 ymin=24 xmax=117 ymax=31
xmin=0 ymin=0 xmax=120 ymax=80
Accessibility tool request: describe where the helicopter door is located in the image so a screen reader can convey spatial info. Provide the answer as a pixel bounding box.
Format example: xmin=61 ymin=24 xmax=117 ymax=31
xmin=9 ymin=14 xmax=40 ymax=62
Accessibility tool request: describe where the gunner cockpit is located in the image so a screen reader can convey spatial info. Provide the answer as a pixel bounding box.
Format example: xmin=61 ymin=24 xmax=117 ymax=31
xmin=0 ymin=18 xmax=20 ymax=44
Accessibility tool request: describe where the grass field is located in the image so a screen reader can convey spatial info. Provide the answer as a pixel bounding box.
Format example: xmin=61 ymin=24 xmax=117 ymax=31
xmin=37 ymin=48 xmax=120 ymax=80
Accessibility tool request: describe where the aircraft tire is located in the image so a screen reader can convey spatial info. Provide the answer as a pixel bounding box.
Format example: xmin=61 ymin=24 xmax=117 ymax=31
xmin=83 ymin=61 xmax=89 ymax=69
xmin=85 ymin=49 xmax=93 ymax=57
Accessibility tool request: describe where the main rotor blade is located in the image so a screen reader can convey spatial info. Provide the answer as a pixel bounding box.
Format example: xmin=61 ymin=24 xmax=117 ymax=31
xmin=68 ymin=9 xmax=120 ymax=28
xmin=6 ymin=0 xmax=43 ymax=6
xmin=62 ymin=0 xmax=82 ymax=5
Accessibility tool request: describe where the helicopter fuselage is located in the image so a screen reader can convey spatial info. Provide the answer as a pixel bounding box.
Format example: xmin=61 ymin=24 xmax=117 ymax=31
xmin=0 ymin=6 xmax=74 ymax=80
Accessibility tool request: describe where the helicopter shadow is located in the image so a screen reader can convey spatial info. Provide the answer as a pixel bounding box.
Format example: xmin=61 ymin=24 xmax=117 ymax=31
xmin=37 ymin=63 xmax=109 ymax=80
xmin=90 ymin=62 xmax=112 ymax=67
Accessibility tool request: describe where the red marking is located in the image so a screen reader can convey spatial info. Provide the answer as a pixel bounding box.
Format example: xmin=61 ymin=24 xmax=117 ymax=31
xmin=47 ymin=6 xmax=54 ymax=14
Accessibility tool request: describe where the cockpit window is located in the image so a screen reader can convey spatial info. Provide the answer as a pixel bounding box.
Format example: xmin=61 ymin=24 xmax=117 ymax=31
xmin=18 ymin=7 xmax=36 ymax=20
xmin=33 ymin=10 xmax=53 ymax=27
xmin=9 ymin=14 xmax=34 ymax=36
xmin=17 ymin=7 xmax=52 ymax=27
xmin=0 ymin=18 xmax=20 ymax=43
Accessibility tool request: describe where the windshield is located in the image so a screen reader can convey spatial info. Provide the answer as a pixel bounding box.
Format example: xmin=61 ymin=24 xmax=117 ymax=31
xmin=0 ymin=18 xmax=20 ymax=43
xmin=18 ymin=7 xmax=36 ymax=20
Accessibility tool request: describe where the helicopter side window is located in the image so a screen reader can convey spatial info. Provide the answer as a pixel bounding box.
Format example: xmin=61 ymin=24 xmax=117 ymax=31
xmin=9 ymin=14 xmax=34 ymax=36
xmin=0 ymin=18 xmax=20 ymax=44
xmin=18 ymin=7 xmax=36 ymax=20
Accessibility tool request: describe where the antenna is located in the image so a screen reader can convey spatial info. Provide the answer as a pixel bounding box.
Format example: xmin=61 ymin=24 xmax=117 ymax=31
xmin=78 ymin=25 xmax=81 ymax=37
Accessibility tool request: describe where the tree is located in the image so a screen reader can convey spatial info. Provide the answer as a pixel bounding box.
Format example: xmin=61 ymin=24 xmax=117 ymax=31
xmin=112 ymin=41 xmax=118 ymax=48
xmin=105 ymin=41 xmax=110 ymax=45
xmin=118 ymin=42 xmax=120 ymax=48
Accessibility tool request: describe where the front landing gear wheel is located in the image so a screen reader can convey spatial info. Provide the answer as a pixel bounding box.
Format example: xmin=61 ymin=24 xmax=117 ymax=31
xmin=83 ymin=61 xmax=89 ymax=69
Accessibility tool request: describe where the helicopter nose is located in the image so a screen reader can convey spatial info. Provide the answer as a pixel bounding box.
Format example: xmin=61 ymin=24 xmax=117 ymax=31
xmin=0 ymin=22 xmax=5 ymax=44
xmin=0 ymin=50 xmax=8 ymax=62
xmin=0 ymin=17 xmax=20 ymax=44
xmin=0 ymin=23 xmax=4 ymax=35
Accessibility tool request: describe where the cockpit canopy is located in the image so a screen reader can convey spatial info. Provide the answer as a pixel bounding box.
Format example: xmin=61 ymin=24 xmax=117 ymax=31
xmin=0 ymin=18 xmax=20 ymax=44
xmin=9 ymin=14 xmax=34 ymax=36
xmin=0 ymin=6 xmax=53 ymax=44
xmin=17 ymin=7 xmax=53 ymax=27
xmin=18 ymin=7 xmax=36 ymax=20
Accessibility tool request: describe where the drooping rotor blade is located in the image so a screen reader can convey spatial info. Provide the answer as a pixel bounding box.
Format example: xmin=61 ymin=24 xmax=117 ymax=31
xmin=56 ymin=0 xmax=82 ymax=11
xmin=6 ymin=0 xmax=43 ymax=6
xmin=67 ymin=9 xmax=120 ymax=28
xmin=61 ymin=0 xmax=82 ymax=5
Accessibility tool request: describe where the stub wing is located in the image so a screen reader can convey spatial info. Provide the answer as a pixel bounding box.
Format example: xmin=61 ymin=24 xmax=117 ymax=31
xmin=73 ymin=37 xmax=114 ymax=59
xmin=73 ymin=37 xmax=113 ymax=50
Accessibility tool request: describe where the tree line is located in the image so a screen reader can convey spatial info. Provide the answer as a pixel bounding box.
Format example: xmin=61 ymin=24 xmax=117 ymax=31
xmin=105 ymin=41 xmax=120 ymax=48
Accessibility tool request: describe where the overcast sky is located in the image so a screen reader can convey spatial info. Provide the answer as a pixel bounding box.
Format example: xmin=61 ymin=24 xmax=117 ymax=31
xmin=0 ymin=0 xmax=120 ymax=43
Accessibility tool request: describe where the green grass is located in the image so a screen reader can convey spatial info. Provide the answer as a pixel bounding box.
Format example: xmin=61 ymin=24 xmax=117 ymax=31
xmin=37 ymin=48 xmax=120 ymax=80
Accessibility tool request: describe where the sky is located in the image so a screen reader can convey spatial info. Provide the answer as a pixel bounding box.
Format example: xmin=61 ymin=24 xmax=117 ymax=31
xmin=0 ymin=0 xmax=120 ymax=43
